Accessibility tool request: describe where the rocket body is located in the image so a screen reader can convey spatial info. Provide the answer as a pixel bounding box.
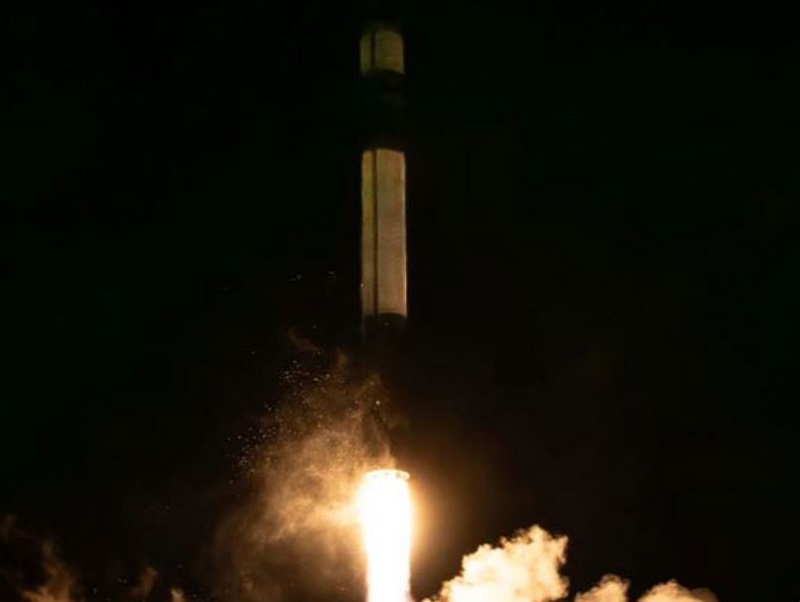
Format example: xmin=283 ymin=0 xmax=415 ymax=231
xmin=359 ymin=21 xmax=407 ymax=340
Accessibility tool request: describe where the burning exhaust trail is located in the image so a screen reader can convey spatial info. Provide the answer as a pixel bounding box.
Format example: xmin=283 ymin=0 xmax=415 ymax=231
xmin=358 ymin=469 xmax=412 ymax=602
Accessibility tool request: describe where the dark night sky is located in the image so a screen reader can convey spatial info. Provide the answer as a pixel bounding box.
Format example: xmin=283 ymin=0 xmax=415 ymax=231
xmin=3 ymin=1 xmax=798 ymax=601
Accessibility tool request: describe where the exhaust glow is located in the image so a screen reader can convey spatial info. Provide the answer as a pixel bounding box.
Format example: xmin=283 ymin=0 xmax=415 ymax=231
xmin=358 ymin=469 xmax=412 ymax=602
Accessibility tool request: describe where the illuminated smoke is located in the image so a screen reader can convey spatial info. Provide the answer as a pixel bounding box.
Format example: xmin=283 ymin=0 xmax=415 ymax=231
xmin=0 ymin=515 xmax=187 ymax=602
xmin=168 ymin=588 xmax=186 ymax=602
xmin=425 ymin=526 xmax=718 ymax=602
xmin=2 ymin=345 xmax=721 ymax=602
xmin=639 ymin=582 xmax=718 ymax=602
xmin=21 ymin=542 xmax=79 ymax=602
xmin=0 ymin=517 xmax=79 ymax=602
xmin=214 ymin=352 xmax=399 ymax=602
xmin=129 ymin=566 xmax=158 ymax=600
xmin=575 ymin=576 xmax=629 ymax=602
xmin=358 ymin=470 xmax=412 ymax=602
xmin=424 ymin=526 xmax=568 ymax=602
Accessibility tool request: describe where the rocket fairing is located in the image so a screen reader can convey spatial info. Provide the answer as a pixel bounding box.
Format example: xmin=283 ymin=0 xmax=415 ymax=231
xmin=359 ymin=21 xmax=408 ymax=341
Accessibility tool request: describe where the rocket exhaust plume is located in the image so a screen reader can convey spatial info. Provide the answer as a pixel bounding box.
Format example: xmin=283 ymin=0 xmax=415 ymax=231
xmin=358 ymin=469 xmax=412 ymax=602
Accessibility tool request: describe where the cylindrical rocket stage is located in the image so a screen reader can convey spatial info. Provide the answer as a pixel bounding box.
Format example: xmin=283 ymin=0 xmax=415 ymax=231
xmin=359 ymin=21 xmax=408 ymax=340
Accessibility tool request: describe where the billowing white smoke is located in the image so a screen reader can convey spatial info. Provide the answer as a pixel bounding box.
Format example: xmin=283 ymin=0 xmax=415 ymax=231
xmin=638 ymin=582 xmax=718 ymax=602
xmin=425 ymin=527 xmax=568 ymax=602
xmin=575 ymin=576 xmax=630 ymax=602
xmin=425 ymin=525 xmax=718 ymax=602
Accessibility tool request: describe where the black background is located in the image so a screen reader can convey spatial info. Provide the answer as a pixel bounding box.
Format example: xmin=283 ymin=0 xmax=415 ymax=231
xmin=4 ymin=1 xmax=798 ymax=601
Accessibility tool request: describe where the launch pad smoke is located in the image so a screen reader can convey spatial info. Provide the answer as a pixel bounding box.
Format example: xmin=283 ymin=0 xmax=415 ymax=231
xmin=424 ymin=526 xmax=717 ymax=602
xmin=0 ymin=516 xmax=185 ymax=602
xmin=212 ymin=352 xmax=717 ymax=602
xmin=2 ymin=354 xmax=718 ymax=602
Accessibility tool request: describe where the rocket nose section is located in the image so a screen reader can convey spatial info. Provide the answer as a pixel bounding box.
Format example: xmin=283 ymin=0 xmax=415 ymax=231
xmin=361 ymin=21 xmax=404 ymax=76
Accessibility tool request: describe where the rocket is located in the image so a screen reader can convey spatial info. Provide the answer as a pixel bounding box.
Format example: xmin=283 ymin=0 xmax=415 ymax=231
xmin=358 ymin=17 xmax=408 ymax=345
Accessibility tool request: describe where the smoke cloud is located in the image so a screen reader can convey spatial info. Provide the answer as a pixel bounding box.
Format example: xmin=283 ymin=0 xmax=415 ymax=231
xmin=168 ymin=587 xmax=186 ymax=602
xmin=0 ymin=515 xmax=185 ymax=602
xmin=214 ymin=351 xmax=398 ymax=602
xmin=425 ymin=526 xmax=569 ymax=602
xmin=3 ymin=346 xmax=721 ymax=602
xmin=20 ymin=541 xmax=79 ymax=602
xmin=129 ymin=566 xmax=159 ymax=600
xmin=0 ymin=516 xmax=80 ymax=602
xmin=425 ymin=525 xmax=718 ymax=602
xmin=638 ymin=582 xmax=718 ymax=602
xmin=575 ymin=576 xmax=629 ymax=602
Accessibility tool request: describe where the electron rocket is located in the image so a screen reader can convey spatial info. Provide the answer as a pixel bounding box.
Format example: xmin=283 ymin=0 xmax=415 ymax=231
xmin=359 ymin=19 xmax=407 ymax=343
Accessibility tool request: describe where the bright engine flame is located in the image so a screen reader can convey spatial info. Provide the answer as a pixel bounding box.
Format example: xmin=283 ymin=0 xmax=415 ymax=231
xmin=358 ymin=469 xmax=412 ymax=602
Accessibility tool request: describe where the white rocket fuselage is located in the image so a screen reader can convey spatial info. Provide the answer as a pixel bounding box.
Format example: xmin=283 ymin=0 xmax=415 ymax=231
xmin=359 ymin=23 xmax=407 ymax=339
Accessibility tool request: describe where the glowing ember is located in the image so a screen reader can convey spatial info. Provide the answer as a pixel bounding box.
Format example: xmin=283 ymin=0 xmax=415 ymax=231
xmin=358 ymin=469 xmax=412 ymax=602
